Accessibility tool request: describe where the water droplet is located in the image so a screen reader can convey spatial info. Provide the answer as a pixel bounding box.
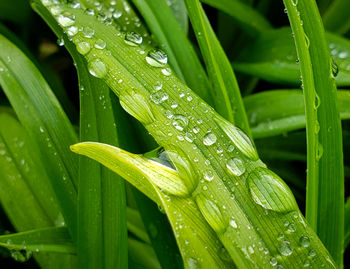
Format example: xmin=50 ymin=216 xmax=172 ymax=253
xmin=338 ymin=51 xmax=348 ymax=59
xmin=185 ymin=132 xmax=194 ymax=143
xmin=218 ymin=247 xmax=232 ymax=262
xmin=203 ymin=170 xmax=214 ymax=181
xmin=146 ymin=49 xmax=168 ymax=67
xmin=286 ymin=223 xmax=296 ymax=233
xmin=299 ymin=236 xmax=310 ymax=247
xmin=76 ymin=42 xmax=91 ymax=55
xmin=270 ymin=257 xmax=278 ymax=266
xmin=172 ymin=115 xmax=188 ymax=131
xmin=247 ymin=167 xmax=298 ymax=212
xmin=278 ymin=240 xmax=293 ymax=256
xmin=94 ymin=39 xmax=106 ymax=49
xmin=187 ymin=257 xmax=199 ymax=269
xmin=66 ymin=25 xmax=78 ymax=36
xmin=291 ymin=0 xmax=298 ymax=6
xmin=124 ymin=32 xmax=143 ymax=46
xmin=226 ymin=158 xmax=245 ymax=176
xmin=153 ymin=81 xmax=163 ymax=91
xmin=193 ymin=126 xmax=200 ymax=134
xmin=57 ymin=37 xmax=64 ymax=46
xmin=161 ymin=68 xmax=172 ymax=76
xmin=203 ymin=133 xmax=217 ymax=146
xmin=83 ymin=27 xmax=95 ymax=38
xmin=303 ymin=259 xmax=311 ymax=267
xmin=229 ymin=219 xmax=238 ymax=228
xmin=308 ymin=249 xmax=316 ymax=257
xmin=88 ymin=59 xmax=107 ymax=78
xmin=331 ymin=58 xmax=339 ymax=77
xmin=316 ymin=143 xmax=323 ymax=160
xmin=85 ymin=8 xmax=95 ymax=16
xmin=150 ymin=91 xmax=169 ymax=104
xmin=113 ymin=10 xmax=122 ymax=19
xmin=57 ymin=12 xmax=75 ymax=27
xmin=10 ymin=249 xmax=32 ymax=262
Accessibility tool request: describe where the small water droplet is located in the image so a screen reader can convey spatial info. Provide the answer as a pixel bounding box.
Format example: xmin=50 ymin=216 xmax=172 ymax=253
xmin=308 ymin=249 xmax=316 ymax=257
xmin=124 ymin=32 xmax=143 ymax=46
xmin=286 ymin=223 xmax=296 ymax=233
xmin=193 ymin=126 xmax=200 ymax=134
xmin=83 ymin=27 xmax=95 ymax=38
xmin=303 ymin=259 xmax=311 ymax=267
xmin=10 ymin=249 xmax=32 ymax=262
xmin=203 ymin=133 xmax=217 ymax=146
xmin=161 ymin=68 xmax=172 ymax=76
xmin=88 ymin=59 xmax=107 ymax=78
xmin=57 ymin=37 xmax=64 ymax=46
xmin=229 ymin=219 xmax=238 ymax=228
xmin=153 ymin=81 xmax=163 ymax=91
xmin=94 ymin=39 xmax=106 ymax=49
xmin=172 ymin=115 xmax=188 ymax=131
xmin=66 ymin=25 xmax=78 ymax=36
xmin=146 ymin=49 xmax=168 ymax=67
xmin=226 ymin=158 xmax=245 ymax=176
xmin=203 ymin=170 xmax=214 ymax=181
xmin=270 ymin=257 xmax=278 ymax=266
xmin=57 ymin=12 xmax=75 ymax=27
xmin=112 ymin=10 xmax=122 ymax=19
xmin=279 ymin=240 xmax=293 ymax=256
xmin=187 ymin=257 xmax=199 ymax=269
xmin=76 ymin=42 xmax=91 ymax=55
xmin=185 ymin=132 xmax=194 ymax=143
xmin=299 ymin=236 xmax=310 ymax=247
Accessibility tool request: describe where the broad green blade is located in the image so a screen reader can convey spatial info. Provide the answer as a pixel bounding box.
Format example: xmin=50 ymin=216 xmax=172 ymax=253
xmin=131 ymin=0 xmax=212 ymax=103
xmin=200 ymin=0 xmax=272 ymax=36
xmin=127 ymin=207 xmax=150 ymax=243
xmin=283 ymin=0 xmax=344 ymax=266
xmin=0 ymin=113 xmax=75 ymax=268
xmin=184 ymin=0 xmax=251 ymax=136
xmin=71 ymin=142 xmax=234 ymax=269
xmin=0 ymin=227 xmax=76 ymax=254
xmin=244 ymin=90 xmax=350 ymax=138
xmin=39 ymin=1 xmax=337 ymax=267
xmin=233 ymin=27 xmax=350 ymax=87
xmin=323 ymin=0 xmax=350 ymax=35
xmin=0 ymin=34 xmax=78 ymax=239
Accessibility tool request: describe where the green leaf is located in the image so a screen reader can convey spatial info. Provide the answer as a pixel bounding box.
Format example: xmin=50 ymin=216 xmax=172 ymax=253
xmin=184 ymin=0 xmax=251 ymax=136
xmin=233 ymin=27 xmax=350 ymax=87
xmin=323 ymin=0 xmax=350 ymax=35
xmin=283 ymin=0 xmax=344 ymax=266
xmin=164 ymin=0 xmax=188 ymax=34
xmin=0 ymin=33 xmax=78 ymax=239
xmin=71 ymin=142 xmax=233 ymax=269
xmin=0 ymin=113 xmax=75 ymax=268
xmin=244 ymin=90 xmax=350 ymax=138
xmin=345 ymin=198 xmax=350 ymax=248
xmin=131 ymin=0 xmax=212 ymax=103
xmin=127 ymin=207 xmax=150 ymax=243
xmin=0 ymin=227 xmax=76 ymax=254
xmin=200 ymin=0 xmax=272 ymax=36
xmin=128 ymin=238 xmax=161 ymax=269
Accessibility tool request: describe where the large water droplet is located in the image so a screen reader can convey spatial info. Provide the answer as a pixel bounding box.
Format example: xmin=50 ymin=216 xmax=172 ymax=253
xmin=247 ymin=167 xmax=298 ymax=212
xmin=203 ymin=169 xmax=214 ymax=181
xmin=299 ymin=236 xmax=310 ymax=247
xmin=124 ymin=32 xmax=143 ymax=46
xmin=278 ymin=240 xmax=293 ymax=256
xmin=226 ymin=158 xmax=245 ymax=176
xmin=83 ymin=27 xmax=95 ymax=38
xmin=146 ymin=49 xmax=168 ymax=67
xmin=172 ymin=115 xmax=188 ymax=131
xmin=76 ymin=42 xmax=91 ymax=55
xmin=66 ymin=25 xmax=78 ymax=36
xmin=203 ymin=133 xmax=217 ymax=146
xmin=88 ymin=59 xmax=107 ymax=78
xmin=94 ymin=39 xmax=106 ymax=49
xmin=57 ymin=12 xmax=75 ymax=27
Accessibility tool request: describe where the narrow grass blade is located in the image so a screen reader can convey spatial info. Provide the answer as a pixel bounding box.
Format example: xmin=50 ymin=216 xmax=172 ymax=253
xmin=0 ymin=113 xmax=75 ymax=268
xmin=0 ymin=34 xmax=78 ymax=239
xmin=244 ymin=90 xmax=350 ymax=138
xmin=128 ymin=238 xmax=161 ymax=269
xmin=127 ymin=207 xmax=150 ymax=243
xmin=233 ymin=27 xmax=350 ymax=87
xmin=131 ymin=0 xmax=212 ymax=103
xmin=345 ymin=198 xmax=350 ymax=248
xmin=41 ymin=2 xmax=337 ymax=267
xmin=323 ymin=0 xmax=350 ymax=35
xmin=283 ymin=0 xmax=344 ymax=265
xmin=0 ymin=227 xmax=76 ymax=254
xmin=71 ymin=142 xmax=233 ymax=268
xmin=200 ymin=0 xmax=272 ymax=36
xmin=184 ymin=0 xmax=251 ymax=136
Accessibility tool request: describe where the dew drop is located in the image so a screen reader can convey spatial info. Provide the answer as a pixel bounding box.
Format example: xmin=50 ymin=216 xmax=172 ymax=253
xmin=10 ymin=249 xmax=32 ymax=263
xmin=229 ymin=219 xmax=238 ymax=228
xmin=146 ymin=49 xmax=168 ymax=67
xmin=57 ymin=12 xmax=75 ymax=27
xmin=161 ymin=68 xmax=172 ymax=76
xmin=303 ymin=259 xmax=311 ymax=267
xmin=270 ymin=257 xmax=278 ymax=266
xmin=187 ymin=257 xmax=199 ymax=269
xmin=172 ymin=115 xmax=188 ymax=131
xmin=88 ymin=59 xmax=107 ymax=78
xmin=153 ymin=81 xmax=163 ymax=91
xmin=113 ymin=10 xmax=122 ymax=19
xmin=185 ymin=132 xmax=194 ymax=143
xmin=124 ymin=32 xmax=143 ymax=46
xmin=218 ymin=247 xmax=231 ymax=262
xmin=83 ymin=27 xmax=95 ymax=38
xmin=94 ymin=39 xmax=106 ymax=49
xmin=66 ymin=25 xmax=78 ymax=36
xmin=278 ymin=240 xmax=293 ymax=256
xmin=203 ymin=170 xmax=214 ymax=182
xmin=203 ymin=133 xmax=217 ymax=146
xmin=193 ymin=126 xmax=200 ymax=134
xmin=76 ymin=42 xmax=91 ymax=55
xmin=150 ymin=91 xmax=169 ymax=104
xmin=299 ymin=236 xmax=310 ymax=247
xmin=226 ymin=158 xmax=245 ymax=176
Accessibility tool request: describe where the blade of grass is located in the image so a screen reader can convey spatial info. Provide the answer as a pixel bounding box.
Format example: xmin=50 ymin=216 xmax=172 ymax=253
xmin=0 ymin=113 xmax=75 ymax=268
xmin=323 ymin=0 xmax=350 ymax=35
xmin=283 ymin=0 xmax=344 ymax=265
xmin=0 ymin=34 xmax=78 ymax=239
xmin=128 ymin=238 xmax=161 ymax=269
xmin=130 ymin=0 xmax=212 ymax=103
xmin=184 ymin=0 xmax=251 ymax=136
xmin=127 ymin=207 xmax=150 ymax=243
xmin=0 ymin=227 xmax=76 ymax=254
xmin=345 ymin=198 xmax=350 ymax=248
xmin=233 ymin=27 xmax=350 ymax=87
xmin=244 ymin=90 xmax=350 ymax=138
xmin=200 ymin=0 xmax=272 ymax=36
xmin=165 ymin=0 xmax=188 ymax=34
